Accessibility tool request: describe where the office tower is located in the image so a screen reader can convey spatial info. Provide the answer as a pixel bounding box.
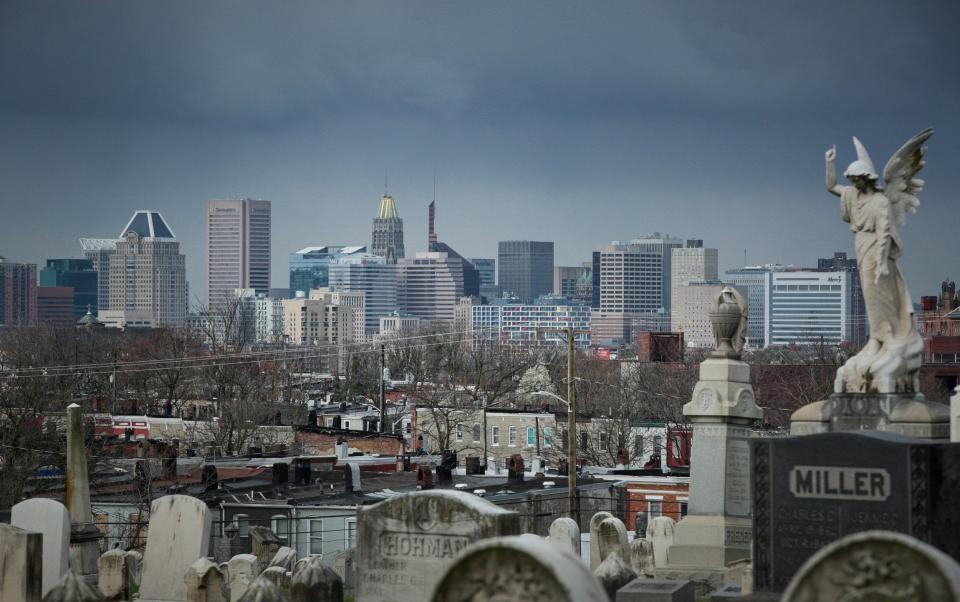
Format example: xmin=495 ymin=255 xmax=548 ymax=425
xmin=426 ymin=204 xmax=479 ymax=298
xmin=288 ymin=246 xmax=370 ymax=296
xmin=329 ymin=252 xmax=398 ymax=337
xmin=674 ymin=281 xmax=747 ymax=347
xmin=37 ymin=287 xmax=76 ymax=326
xmin=817 ymin=251 xmax=867 ymax=345
xmin=497 ymin=241 xmax=554 ymax=303
xmin=554 ymin=264 xmax=590 ymax=298
xmin=0 ymin=257 xmax=37 ymax=326
xmin=39 ymin=259 xmax=98 ymax=319
xmin=670 ymin=240 xmax=718 ymax=329
xmin=206 ymin=199 xmax=272 ymax=307
xmin=108 ymin=211 xmax=188 ymax=327
xmin=767 ymin=269 xmax=863 ymax=346
xmin=80 ymin=238 xmax=117 ymax=310
xmin=471 ymin=258 xmax=496 ymax=287
xmin=724 ymin=267 xmax=773 ymax=348
xmin=472 ymin=297 xmax=592 ymax=347
xmin=397 ymin=252 xmax=465 ymax=322
xmin=371 ymin=194 xmax=404 ymax=264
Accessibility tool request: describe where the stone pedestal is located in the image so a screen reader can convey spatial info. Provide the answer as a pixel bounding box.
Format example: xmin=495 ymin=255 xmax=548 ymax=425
xmin=661 ymin=357 xmax=761 ymax=576
xmin=790 ymin=392 xmax=949 ymax=439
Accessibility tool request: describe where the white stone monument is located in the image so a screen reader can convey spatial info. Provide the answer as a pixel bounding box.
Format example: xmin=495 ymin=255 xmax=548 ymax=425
xmin=11 ymin=498 xmax=70 ymax=596
xmin=548 ymin=517 xmax=580 ymax=557
xmin=66 ymin=403 xmax=103 ymax=584
xmin=659 ymin=288 xmax=761 ymax=584
xmin=138 ymin=495 xmax=213 ymax=602
xmin=227 ymin=554 xmax=258 ymax=602
xmin=588 ymin=511 xmax=614 ymax=570
xmin=645 ymin=516 xmax=675 ymax=569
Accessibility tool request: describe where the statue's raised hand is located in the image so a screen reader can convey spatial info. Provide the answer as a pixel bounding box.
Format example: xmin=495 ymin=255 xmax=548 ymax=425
xmin=825 ymin=146 xmax=836 ymax=162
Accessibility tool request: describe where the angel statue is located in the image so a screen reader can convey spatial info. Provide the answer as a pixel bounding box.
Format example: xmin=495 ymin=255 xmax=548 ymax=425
xmin=825 ymin=128 xmax=933 ymax=394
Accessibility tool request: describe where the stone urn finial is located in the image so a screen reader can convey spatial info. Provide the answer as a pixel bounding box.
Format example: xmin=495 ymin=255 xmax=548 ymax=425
xmin=710 ymin=287 xmax=747 ymax=359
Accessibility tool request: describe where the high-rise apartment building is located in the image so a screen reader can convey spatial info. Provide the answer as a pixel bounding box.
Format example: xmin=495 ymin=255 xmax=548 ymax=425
xmin=281 ymin=297 xmax=354 ymax=347
xmin=329 ymin=252 xmax=398 ymax=337
xmin=40 ymin=259 xmax=98 ymax=319
xmin=497 ymin=241 xmax=554 ymax=303
xmin=80 ymin=238 xmax=117 ymax=310
xmin=289 ymin=246 xmax=368 ymax=296
xmin=670 ymin=240 xmax=718 ymax=329
xmin=595 ymin=236 xmax=682 ymax=315
xmin=108 ymin=211 xmax=188 ymax=327
xmin=206 ymin=199 xmax=271 ymax=308
xmin=397 ymin=252 xmax=465 ymax=322
xmin=310 ymin=289 xmax=366 ymax=345
xmin=0 ymin=257 xmax=37 ymax=327
xmin=371 ymin=195 xmax=404 ymax=264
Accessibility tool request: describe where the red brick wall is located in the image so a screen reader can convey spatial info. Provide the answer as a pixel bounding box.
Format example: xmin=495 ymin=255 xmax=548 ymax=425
xmin=624 ymin=482 xmax=689 ymax=529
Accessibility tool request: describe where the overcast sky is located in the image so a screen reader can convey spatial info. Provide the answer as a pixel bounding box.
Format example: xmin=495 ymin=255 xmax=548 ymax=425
xmin=1 ymin=1 xmax=958 ymax=304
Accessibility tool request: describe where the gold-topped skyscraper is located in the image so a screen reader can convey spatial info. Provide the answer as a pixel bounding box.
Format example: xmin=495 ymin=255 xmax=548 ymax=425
xmin=371 ymin=193 xmax=404 ymax=264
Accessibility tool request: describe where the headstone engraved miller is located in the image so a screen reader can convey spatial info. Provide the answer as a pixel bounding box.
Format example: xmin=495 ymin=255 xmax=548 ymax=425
xmin=658 ymin=288 xmax=761 ymax=586
xmin=356 ymin=490 xmax=519 ymax=601
xmin=752 ymin=431 xmax=960 ymax=592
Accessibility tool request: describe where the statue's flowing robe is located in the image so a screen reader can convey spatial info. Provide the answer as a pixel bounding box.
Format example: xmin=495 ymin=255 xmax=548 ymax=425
xmin=840 ymin=186 xmax=915 ymax=342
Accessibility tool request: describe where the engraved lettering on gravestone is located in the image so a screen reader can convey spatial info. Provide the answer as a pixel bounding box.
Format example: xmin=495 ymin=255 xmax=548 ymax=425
xmin=724 ymin=439 xmax=751 ymax=516
xmin=377 ymin=532 xmax=471 ymax=559
xmin=789 ymin=466 xmax=890 ymax=501
xmin=726 ymin=526 xmax=752 ymax=547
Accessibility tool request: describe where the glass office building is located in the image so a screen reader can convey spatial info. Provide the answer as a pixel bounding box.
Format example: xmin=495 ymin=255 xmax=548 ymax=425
xmin=39 ymin=258 xmax=98 ymax=319
xmin=289 ymin=246 xmax=366 ymax=296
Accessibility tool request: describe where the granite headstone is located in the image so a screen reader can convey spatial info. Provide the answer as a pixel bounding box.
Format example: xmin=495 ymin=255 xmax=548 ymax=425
xmin=11 ymin=498 xmax=71 ymax=596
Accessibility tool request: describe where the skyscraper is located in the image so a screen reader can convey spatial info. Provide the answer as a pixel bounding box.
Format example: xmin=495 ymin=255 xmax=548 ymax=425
xmin=39 ymin=258 xmax=98 ymax=319
xmin=0 ymin=257 xmax=37 ymax=327
xmin=670 ymin=240 xmax=718 ymax=329
xmin=426 ymin=202 xmax=479 ymax=297
xmin=724 ymin=266 xmax=772 ymax=347
xmin=397 ymin=252 xmax=465 ymax=322
xmin=497 ymin=241 xmax=554 ymax=303
xmin=767 ymin=269 xmax=863 ymax=346
xmin=206 ymin=199 xmax=272 ymax=307
xmin=371 ymin=194 xmax=404 ymax=264
xmin=329 ymin=252 xmax=398 ymax=337
xmin=108 ymin=211 xmax=188 ymax=326
xmin=80 ymin=238 xmax=117 ymax=310
xmin=288 ymin=246 xmax=368 ymax=296
xmin=554 ymin=264 xmax=590 ymax=299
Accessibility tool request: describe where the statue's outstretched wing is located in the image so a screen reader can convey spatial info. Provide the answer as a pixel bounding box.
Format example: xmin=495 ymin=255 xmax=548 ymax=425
xmin=882 ymin=128 xmax=933 ymax=227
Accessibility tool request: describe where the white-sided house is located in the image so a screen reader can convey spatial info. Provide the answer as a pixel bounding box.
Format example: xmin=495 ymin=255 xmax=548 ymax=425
xmin=220 ymin=502 xmax=361 ymax=562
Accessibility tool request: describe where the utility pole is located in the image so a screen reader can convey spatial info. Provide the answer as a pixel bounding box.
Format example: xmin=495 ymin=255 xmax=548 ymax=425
xmin=537 ymin=325 xmax=589 ymax=522
xmin=379 ymin=344 xmax=386 ymax=433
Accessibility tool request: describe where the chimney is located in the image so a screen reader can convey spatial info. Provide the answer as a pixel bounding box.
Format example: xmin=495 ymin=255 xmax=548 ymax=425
xmin=417 ymin=465 xmax=434 ymax=490
xmin=507 ymin=454 xmax=524 ymax=484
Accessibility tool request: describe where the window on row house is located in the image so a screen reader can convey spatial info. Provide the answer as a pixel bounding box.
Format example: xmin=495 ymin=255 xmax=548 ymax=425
xmin=235 ymin=514 xmax=250 ymax=537
xmin=346 ymin=519 xmax=357 ymax=548
xmin=544 ymin=427 xmax=553 ymax=448
xmin=456 ymin=424 xmax=464 ymax=441
xmin=310 ymin=519 xmax=323 ymax=555
xmin=473 ymin=423 xmax=482 ymax=442
xmin=647 ymin=500 xmax=662 ymax=518
xmin=508 ymin=426 xmax=517 ymax=446
xmin=272 ymin=515 xmax=289 ymax=544
xmin=526 ymin=426 xmax=535 ymax=447
xmin=492 ymin=426 xmax=500 ymax=446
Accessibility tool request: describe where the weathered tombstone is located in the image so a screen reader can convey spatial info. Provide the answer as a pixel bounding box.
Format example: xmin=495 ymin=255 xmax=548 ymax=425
xmin=0 ymin=523 xmax=43 ymax=602
xmin=597 ymin=517 xmax=629 ymax=565
xmin=615 ymin=578 xmax=696 ymax=602
xmin=124 ymin=551 xmax=143 ymax=592
xmin=235 ymin=576 xmax=290 ymax=602
xmin=782 ymin=530 xmax=960 ymax=601
xmin=952 ymin=385 xmax=960 ymax=442
xmin=42 ymin=570 xmax=106 ymax=602
xmin=185 ymin=558 xmax=225 ymax=602
xmin=66 ymin=404 xmax=102 ymax=584
xmin=138 ymin=495 xmax=212 ymax=602
xmin=97 ymin=550 xmax=128 ymax=601
xmin=430 ymin=535 xmax=608 ymax=601
xmin=290 ymin=555 xmax=343 ymax=602
xmin=331 ymin=549 xmax=354 ymax=593
xmin=356 ymin=489 xmax=520 ymax=601
xmin=548 ymin=517 xmax=581 ymax=557
xmin=258 ymin=567 xmax=290 ymax=591
xmin=227 ymin=554 xmax=258 ymax=602
xmin=594 ymin=553 xmax=637 ymax=600
xmin=629 ymin=539 xmax=655 ymax=577
xmin=11 ymin=498 xmax=71 ymax=596
xmin=249 ymin=527 xmax=281 ymax=569
xmin=268 ymin=547 xmax=296 ymax=572
xmin=645 ymin=517 xmax=675 ymax=568
xmin=589 ymin=511 xmax=614 ymax=570
xmin=634 ymin=512 xmax=648 ymax=538
xmin=752 ymin=431 xmax=960 ymax=592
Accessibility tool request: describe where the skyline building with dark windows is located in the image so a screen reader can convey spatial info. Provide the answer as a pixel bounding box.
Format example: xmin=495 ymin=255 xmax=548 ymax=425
xmin=39 ymin=258 xmax=98 ymax=319
xmin=497 ymin=240 xmax=554 ymax=303
xmin=205 ymin=198 xmax=272 ymax=308
xmin=371 ymin=194 xmax=404 ymax=264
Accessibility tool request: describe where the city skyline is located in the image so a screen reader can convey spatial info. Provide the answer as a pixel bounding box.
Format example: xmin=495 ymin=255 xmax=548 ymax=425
xmin=1 ymin=2 xmax=958 ymax=302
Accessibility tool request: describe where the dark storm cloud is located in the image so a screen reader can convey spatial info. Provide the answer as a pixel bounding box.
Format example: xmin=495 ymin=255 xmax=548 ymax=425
xmin=1 ymin=1 xmax=958 ymax=300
